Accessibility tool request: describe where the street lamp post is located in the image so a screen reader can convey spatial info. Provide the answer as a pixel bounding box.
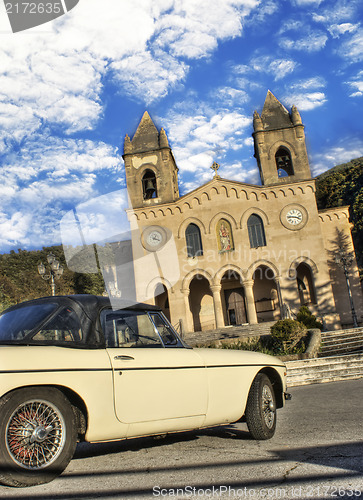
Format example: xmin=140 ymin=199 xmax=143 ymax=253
xmin=335 ymin=251 xmax=359 ymax=328
xmin=38 ymin=253 xmax=64 ymax=296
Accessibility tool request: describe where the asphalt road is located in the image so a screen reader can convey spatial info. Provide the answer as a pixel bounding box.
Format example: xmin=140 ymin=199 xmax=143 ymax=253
xmin=1 ymin=379 xmax=363 ymax=500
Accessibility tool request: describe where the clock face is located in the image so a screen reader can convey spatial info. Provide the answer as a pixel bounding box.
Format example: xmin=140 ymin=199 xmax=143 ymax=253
xmin=147 ymin=230 xmax=163 ymax=247
xmin=141 ymin=225 xmax=169 ymax=252
xmin=280 ymin=205 xmax=308 ymax=230
xmin=286 ymin=209 xmax=303 ymax=225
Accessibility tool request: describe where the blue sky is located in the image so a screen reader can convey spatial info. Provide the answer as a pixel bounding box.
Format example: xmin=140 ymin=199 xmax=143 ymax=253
xmin=0 ymin=0 xmax=362 ymax=253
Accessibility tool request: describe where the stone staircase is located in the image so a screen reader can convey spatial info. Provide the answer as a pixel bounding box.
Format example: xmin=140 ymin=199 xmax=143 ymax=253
xmin=286 ymin=353 xmax=363 ymax=387
xmin=319 ymin=327 xmax=363 ymax=357
xmin=287 ymin=327 xmax=363 ymax=387
xmin=183 ymin=321 xmax=275 ymax=347
xmin=184 ymin=323 xmax=363 ymax=387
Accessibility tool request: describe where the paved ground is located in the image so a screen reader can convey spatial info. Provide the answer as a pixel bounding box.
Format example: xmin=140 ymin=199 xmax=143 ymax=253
xmin=1 ymin=379 xmax=363 ymax=499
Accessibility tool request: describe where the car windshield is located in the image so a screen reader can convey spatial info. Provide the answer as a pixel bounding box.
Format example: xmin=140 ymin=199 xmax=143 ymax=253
xmin=101 ymin=309 xmax=180 ymax=348
xmin=0 ymin=303 xmax=57 ymax=343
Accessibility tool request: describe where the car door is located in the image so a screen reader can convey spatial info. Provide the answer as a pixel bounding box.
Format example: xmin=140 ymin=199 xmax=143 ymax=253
xmin=101 ymin=308 xmax=208 ymax=425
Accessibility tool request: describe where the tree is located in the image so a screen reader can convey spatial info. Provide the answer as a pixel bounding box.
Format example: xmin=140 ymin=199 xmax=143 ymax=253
xmin=0 ymin=245 xmax=105 ymax=306
xmin=315 ymin=157 xmax=363 ymax=274
xmin=327 ymin=229 xmax=359 ymax=327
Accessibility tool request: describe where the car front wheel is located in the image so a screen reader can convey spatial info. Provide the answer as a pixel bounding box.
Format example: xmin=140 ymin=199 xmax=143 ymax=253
xmin=245 ymin=373 xmax=277 ymax=440
xmin=0 ymin=387 xmax=77 ymax=487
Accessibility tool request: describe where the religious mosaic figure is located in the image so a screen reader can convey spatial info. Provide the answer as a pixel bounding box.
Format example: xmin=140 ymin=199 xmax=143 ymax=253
xmin=218 ymin=220 xmax=234 ymax=252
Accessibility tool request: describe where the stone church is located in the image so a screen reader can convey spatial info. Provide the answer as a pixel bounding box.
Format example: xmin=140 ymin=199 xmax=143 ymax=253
xmin=121 ymin=91 xmax=363 ymax=332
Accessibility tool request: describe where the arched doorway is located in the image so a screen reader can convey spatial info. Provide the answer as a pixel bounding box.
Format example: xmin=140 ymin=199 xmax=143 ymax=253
xmin=189 ymin=275 xmax=214 ymax=331
xmin=154 ymin=283 xmax=170 ymax=321
xmin=221 ymin=270 xmax=247 ymax=326
xmin=253 ymin=265 xmax=280 ymax=322
xmin=296 ymin=263 xmax=316 ymax=305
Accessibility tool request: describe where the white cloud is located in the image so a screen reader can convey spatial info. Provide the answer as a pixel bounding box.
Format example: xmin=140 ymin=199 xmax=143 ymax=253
xmin=0 ymin=212 xmax=32 ymax=248
xmin=279 ymin=31 xmax=328 ymax=52
xmin=311 ymin=138 xmax=363 ymax=176
xmin=0 ymin=0 xmax=262 ymax=153
xmin=0 ymin=38 xmax=106 ymax=148
xmin=0 ymin=136 xmax=123 ymax=249
xmin=277 ymin=20 xmax=306 ymax=35
xmin=292 ymin=0 xmax=324 ymax=5
xmin=246 ymin=1 xmax=278 ymax=24
xmin=289 ymin=77 xmax=326 ymax=90
xmin=211 ymin=87 xmax=250 ymax=106
xmin=60 ymin=189 xmax=131 ymax=247
xmin=346 ymin=71 xmax=363 ymax=97
xmin=284 ymin=91 xmax=327 ymax=111
xmin=337 ymin=29 xmax=363 ymax=63
xmin=154 ymin=0 xmax=259 ymax=59
xmin=219 ymin=162 xmax=260 ymax=184
xmin=178 ymin=152 xmax=215 ymax=173
xmin=284 ymin=77 xmax=327 ymax=111
xmin=161 ymin=107 xmax=251 ymax=187
xmin=269 ymin=59 xmax=298 ymax=80
xmin=110 ymin=51 xmax=187 ymax=104
xmin=231 ymin=56 xmax=298 ymax=83
xmin=328 ymin=23 xmax=359 ymax=38
xmin=311 ymin=0 xmax=358 ymax=25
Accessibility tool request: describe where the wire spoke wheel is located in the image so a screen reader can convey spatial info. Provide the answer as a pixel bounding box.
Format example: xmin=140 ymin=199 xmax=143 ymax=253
xmin=261 ymin=384 xmax=275 ymax=429
xmin=0 ymin=387 xmax=77 ymax=487
xmin=6 ymin=400 xmax=66 ymax=470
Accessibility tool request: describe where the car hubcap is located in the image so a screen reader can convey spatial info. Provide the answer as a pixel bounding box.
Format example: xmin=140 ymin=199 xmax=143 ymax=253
xmin=6 ymin=400 xmax=65 ymax=470
xmin=262 ymin=385 xmax=275 ymax=429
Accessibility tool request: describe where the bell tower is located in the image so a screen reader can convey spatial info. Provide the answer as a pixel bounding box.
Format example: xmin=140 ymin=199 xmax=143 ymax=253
xmin=123 ymin=112 xmax=179 ymax=209
xmin=253 ymin=91 xmax=312 ymax=185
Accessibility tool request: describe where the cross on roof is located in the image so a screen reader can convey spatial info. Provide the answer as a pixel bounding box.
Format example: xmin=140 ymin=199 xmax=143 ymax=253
xmin=211 ymin=161 xmax=220 ymax=177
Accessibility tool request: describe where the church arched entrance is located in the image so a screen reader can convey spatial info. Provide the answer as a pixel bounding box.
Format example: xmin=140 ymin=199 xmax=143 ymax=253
xmin=189 ymin=275 xmax=214 ymax=332
xmin=220 ymin=270 xmax=247 ymax=326
xmin=253 ymin=265 xmax=280 ymax=322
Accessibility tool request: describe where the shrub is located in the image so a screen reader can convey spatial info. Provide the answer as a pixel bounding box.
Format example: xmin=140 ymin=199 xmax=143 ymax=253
xmin=270 ymin=319 xmax=307 ymax=354
xmin=296 ymin=306 xmax=323 ymax=330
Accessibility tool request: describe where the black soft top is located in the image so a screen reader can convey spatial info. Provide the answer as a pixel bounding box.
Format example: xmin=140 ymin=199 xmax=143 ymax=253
xmin=2 ymin=295 xmax=161 ymax=348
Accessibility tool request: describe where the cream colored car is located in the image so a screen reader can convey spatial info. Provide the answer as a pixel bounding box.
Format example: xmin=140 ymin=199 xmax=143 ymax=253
xmin=0 ymin=295 xmax=289 ymax=487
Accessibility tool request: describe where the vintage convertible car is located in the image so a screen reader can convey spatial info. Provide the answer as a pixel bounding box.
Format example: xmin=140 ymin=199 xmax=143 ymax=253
xmin=0 ymin=295 xmax=290 ymax=487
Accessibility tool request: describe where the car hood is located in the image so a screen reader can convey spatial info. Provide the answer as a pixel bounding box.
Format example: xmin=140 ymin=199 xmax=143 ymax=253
xmin=194 ymin=347 xmax=285 ymax=368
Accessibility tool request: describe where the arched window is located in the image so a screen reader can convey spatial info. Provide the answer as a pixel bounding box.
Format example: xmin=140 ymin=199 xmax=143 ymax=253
xmin=142 ymin=170 xmax=157 ymax=199
xmin=247 ymin=214 xmax=266 ymax=248
xmin=185 ymin=223 xmax=203 ymax=257
xmin=275 ymin=147 xmax=293 ymax=177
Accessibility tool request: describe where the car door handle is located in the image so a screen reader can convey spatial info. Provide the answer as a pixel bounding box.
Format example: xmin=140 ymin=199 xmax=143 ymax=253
xmin=114 ymin=355 xmax=135 ymax=360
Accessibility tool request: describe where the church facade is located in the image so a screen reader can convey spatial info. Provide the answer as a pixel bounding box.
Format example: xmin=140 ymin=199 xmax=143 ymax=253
xmin=122 ymin=91 xmax=363 ymax=332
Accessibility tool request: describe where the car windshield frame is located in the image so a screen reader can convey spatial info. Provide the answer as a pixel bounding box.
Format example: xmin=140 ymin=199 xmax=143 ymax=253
xmin=0 ymin=303 xmax=58 ymax=344
xmin=100 ymin=308 xmax=185 ymax=348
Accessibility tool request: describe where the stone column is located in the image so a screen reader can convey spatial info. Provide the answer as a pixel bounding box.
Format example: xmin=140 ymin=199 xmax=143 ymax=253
xmin=181 ymin=288 xmax=193 ymax=333
xmin=243 ymin=279 xmax=258 ymax=325
xmin=210 ymin=285 xmax=225 ymax=329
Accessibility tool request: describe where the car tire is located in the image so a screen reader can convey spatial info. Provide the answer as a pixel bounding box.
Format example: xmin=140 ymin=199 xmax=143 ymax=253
xmin=245 ymin=373 xmax=276 ymax=440
xmin=0 ymin=387 xmax=77 ymax=487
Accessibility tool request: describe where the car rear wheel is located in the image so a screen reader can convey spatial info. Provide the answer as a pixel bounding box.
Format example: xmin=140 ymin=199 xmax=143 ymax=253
xmin=0 ymin=387 xmax=77 ymax=487
xmin=245 ymin=373 xmax=276 ymax=440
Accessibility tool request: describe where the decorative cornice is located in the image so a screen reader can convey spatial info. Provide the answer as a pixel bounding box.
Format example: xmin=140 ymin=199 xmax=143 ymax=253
xmin=130 ymin=178 xmax=317 ymax=220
